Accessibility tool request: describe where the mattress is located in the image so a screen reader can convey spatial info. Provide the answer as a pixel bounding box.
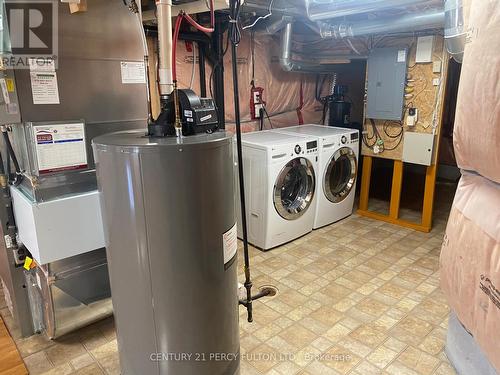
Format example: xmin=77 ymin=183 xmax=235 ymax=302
xmin=453 ymin=0 xmax=500 ymax=183
xmin=440 ymin=172 xmax=500 ymax=373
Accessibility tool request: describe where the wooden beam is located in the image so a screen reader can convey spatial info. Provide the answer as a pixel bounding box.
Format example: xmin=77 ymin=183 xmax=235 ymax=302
xmin=357 ymin=209 xmax=431 ymax=233
xmin=389 ymin=160 xmax=404 ymax=219
xmin=358 ymin=156 xmax=372 ymax=211
xmin=69 ymin=0 xmax=87 ymax=14
xmin=421 ymin=164 xmax=437 ymax=229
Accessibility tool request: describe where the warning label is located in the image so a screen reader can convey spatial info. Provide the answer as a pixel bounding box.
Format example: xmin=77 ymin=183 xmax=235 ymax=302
xmin=223 ymin=223 xmax=238 ymax=266
xmin=33 ymin=122 xmax=88 ymax=174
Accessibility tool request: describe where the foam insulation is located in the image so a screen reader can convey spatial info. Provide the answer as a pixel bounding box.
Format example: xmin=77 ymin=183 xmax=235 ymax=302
xmin=440 ymin=172 xmax=500 ymax=373
xmin=453 ymin=0 xmax=500 ymax=183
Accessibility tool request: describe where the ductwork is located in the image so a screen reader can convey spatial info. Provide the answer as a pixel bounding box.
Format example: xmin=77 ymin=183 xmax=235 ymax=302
xmin=280 ymin=21 xmax=366 ymax=72
xmin=305 ymin=0 xmax=432 ymax=21
xmin=444 ymin=0 xmax=466 ymax=63
xmin=318 ymin=9 xmax=445 ymax=39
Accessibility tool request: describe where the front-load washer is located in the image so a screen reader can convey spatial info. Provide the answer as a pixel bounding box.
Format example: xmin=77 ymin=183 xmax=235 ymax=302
xmin=236 ymin=130 xmax=319 ymax=250
xmin=274 ymin=125 xmax=359 ymax=229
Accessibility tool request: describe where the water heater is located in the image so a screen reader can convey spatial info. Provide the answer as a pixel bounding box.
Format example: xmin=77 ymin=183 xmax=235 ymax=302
xmin=93 ymin=130 xmax=240 ymax=375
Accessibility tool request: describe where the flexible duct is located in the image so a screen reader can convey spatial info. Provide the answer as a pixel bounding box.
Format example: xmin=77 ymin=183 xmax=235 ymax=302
xmin=318 ymin=9 xmax=445 ymax=38
xmin=444 ymin=0 xmax=465 ymax=63
xmin=306 ymin=0 xmax=431 ymax=21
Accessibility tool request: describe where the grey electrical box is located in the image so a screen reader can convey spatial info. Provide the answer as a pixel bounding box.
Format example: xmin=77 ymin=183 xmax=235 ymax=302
xmin=402 ymin=132 xmax=435 ymax=166
xmin=366 ymin=47 xmax=408 ymax=121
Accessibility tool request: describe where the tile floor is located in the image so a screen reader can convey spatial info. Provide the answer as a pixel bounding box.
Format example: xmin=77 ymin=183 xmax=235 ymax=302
xmin=0 ymin=182 xmax=458 ymax=375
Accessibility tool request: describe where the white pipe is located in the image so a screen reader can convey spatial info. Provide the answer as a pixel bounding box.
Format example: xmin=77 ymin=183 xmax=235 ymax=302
xmin=157 ymin=0 xmax=173 ymax=96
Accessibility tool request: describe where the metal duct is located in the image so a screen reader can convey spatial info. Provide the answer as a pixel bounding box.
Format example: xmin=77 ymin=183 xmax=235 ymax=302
xmin=280 ymin=21 xmax=366 ymax=72
xmin=264 ymin=17 xmax=289 ymax=35
xmin=318 ymin=9 xmax=445 ymax=38
xmin=306 ymin=0 xmax=431 ymax=21
xmin=444 ymin=0 xmax=465 ymax=63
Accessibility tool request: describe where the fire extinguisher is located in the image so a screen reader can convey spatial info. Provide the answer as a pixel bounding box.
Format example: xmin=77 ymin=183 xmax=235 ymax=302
xmin=250 ymin=86 xmax=265 ymax=120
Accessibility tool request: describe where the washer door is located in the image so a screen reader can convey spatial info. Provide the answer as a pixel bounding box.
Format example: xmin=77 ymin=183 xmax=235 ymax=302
xmin=324 ymin=147 xmax=357 ymax=203
xmin=274 ymin=157 xmax=315 ymax=220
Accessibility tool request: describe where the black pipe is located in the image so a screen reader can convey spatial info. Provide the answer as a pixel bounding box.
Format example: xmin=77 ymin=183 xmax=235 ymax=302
xmin=229 ymin=0 xmax=253 ymax=323
xmin=213 ymin=14 xmax=226 ymax=129
xmin=0 ymin=148 xmax=5 ymax=176
xmin=2 ymin=129 xmax=23 ymax=185
xmin=239 ymin=288 xmax=271 ymax=307
xmin=198 ymin=41 xmax=207 ymax=97
xmin=144 ymin=26 xmax=211 ymax=44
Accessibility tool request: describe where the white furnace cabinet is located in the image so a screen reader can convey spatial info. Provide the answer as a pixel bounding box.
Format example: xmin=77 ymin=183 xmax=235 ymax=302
xmin=10 ymin=186 xmax=105 ymax=264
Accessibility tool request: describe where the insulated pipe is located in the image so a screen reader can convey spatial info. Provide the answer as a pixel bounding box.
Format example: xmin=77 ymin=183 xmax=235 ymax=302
xmin=319 ymin=9 xmax=445 ymax=38
xmin=306 ymin=0 xmax=431 ymax=21
xmin=156 ymin=0 xmax=173 ymax=96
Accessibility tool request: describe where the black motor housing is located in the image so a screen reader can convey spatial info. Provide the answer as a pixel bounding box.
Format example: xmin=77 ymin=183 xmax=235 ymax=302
xmin=147 ymin=89 xmax=219 ymax=137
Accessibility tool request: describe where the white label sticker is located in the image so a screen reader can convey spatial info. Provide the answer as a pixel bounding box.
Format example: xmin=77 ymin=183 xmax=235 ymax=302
xmin=120 ymin=61 xmax=146 ymax=84
xmin=184 ymin=110 xmax=193 ymax=118
xmin=187 ymin=118 xmax=194 ymax=122
xmin=30 ymin=72 xmax=60 ymax=104
xmin=7 ymin=103 xmax=18 ymax=114
xmin=223 ymin=223 xmax=237 ymax=265
xmin=0 ymin=79 xmax=10 ymax=104
xmin=35 ymin=273 xmax=42 ymax=290
xmin=397 ymin=50 xmax=406 ymax=63
xmin=200 ymin=114 xmax=212 ymax=122
xmin=29 ymin=58 xmax=56 ymax=72
xmin=4 ymin=235 xmax=12 ymax=248
xmin=33 ymin=122 xmax=88 ymax=174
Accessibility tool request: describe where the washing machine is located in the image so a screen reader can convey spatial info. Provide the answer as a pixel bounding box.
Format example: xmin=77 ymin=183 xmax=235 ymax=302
xmin=274 ymin=125 xmax=359 ymax=229
xmin=236 ymin=130 xmax=319 ymax=250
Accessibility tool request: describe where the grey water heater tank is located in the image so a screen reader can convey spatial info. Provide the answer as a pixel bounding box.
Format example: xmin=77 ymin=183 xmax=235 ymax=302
xmin=92 ymin=130 xmax=240 ymax=375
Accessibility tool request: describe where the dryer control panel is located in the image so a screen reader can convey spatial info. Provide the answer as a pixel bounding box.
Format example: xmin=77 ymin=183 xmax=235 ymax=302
xmin=341 ymin=132 xmax=359 ymax=146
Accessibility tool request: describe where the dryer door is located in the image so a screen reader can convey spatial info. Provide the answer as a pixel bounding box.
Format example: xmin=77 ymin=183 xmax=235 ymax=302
xmin=324 ymin=147 xmax=357 ymax=203
xmin=273 ymin=157 xmax=315 ymax=220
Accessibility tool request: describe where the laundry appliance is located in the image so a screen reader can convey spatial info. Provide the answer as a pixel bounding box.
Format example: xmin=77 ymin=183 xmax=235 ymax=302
xmin=274 ymin=125 xmax=359 ymax=228
xmin=237 ymin=130 xmax=319 ymax=250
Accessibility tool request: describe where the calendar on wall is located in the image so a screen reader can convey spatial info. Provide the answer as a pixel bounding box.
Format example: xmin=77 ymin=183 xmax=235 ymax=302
xmin=32 ymin=122 xmax=88 ymax=175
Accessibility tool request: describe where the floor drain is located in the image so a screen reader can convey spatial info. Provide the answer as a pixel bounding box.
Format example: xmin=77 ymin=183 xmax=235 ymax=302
xmin=258 ymin=285 xmax=278 ymax=299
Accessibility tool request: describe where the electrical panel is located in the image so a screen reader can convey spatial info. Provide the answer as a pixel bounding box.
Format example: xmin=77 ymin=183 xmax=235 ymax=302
xmin=402 ymin=132 xmax=435 ymax=166
xmin=366 ymin=47 xmax=408 ymax=121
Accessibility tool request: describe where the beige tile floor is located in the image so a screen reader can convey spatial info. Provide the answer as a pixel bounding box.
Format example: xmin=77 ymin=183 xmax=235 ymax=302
xmin=0 ymin=182 xmax=458 ymax=375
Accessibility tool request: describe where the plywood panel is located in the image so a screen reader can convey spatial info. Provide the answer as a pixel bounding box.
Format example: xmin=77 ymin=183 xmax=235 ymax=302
xmin=361 ymin=36 xmax=448 ymax=161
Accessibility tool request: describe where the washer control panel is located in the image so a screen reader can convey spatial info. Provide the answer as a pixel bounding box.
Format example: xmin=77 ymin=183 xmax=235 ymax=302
xmin=306 ymin=140 xmax=318 ymax=154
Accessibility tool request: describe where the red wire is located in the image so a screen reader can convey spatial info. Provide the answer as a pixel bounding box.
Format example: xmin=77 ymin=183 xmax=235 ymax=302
xmin=296 ymin=79 xmax=304 ymax=125
xmin=171 ymin=0 xmax=214 ymax=82
xmin=172 ymin=14 xmax=184 ymax=82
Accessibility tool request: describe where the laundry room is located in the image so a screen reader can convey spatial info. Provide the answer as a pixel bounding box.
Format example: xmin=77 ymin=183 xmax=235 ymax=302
xmin=0 ymin=1 xmax=499 ymax=375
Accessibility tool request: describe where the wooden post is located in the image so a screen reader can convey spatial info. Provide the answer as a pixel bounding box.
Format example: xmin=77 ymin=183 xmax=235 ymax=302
xmin=389 ymin=160 xmax=404 ymax=219
xmin=358 ymin=156 xmax=372 ymax=211
xmin=421 ymin=164 xmax=437 ymax=229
